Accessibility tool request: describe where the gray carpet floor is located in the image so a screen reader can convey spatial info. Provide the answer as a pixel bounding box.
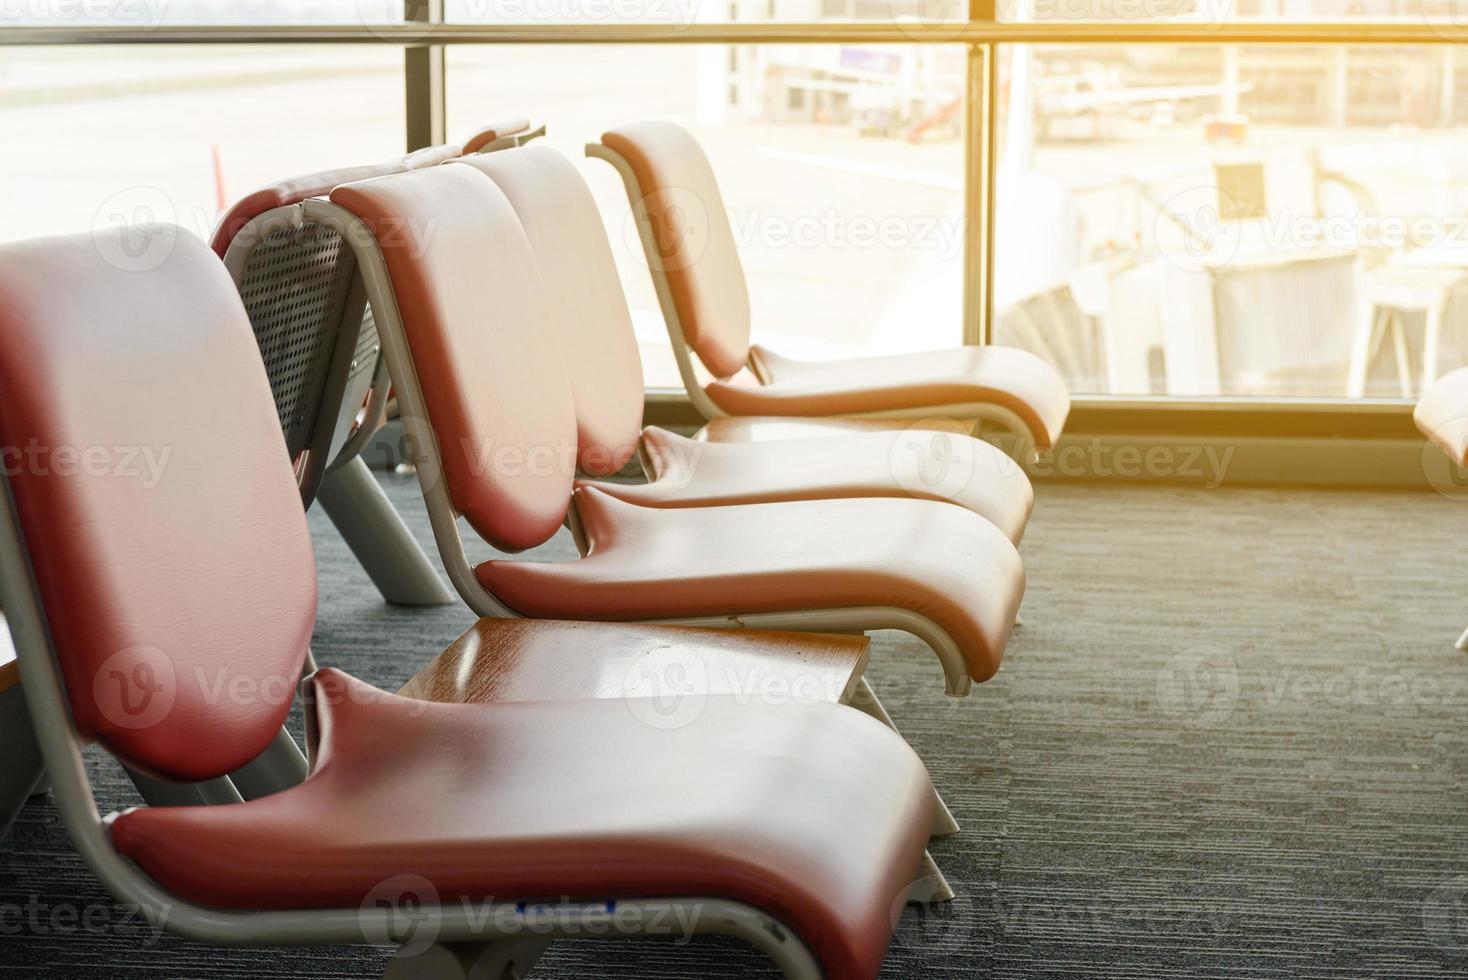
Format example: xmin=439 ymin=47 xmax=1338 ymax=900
xmin=3 ymin=473 xmax=1468 ymax=978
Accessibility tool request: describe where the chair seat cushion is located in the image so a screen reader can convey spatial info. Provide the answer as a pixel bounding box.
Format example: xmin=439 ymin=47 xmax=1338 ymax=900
xmin=695 ymin=415 xmax=973 ymax=443
xmin=705 ymin=344 xmax=1071 ymax=450
xmin=587 ymin=426 xmax=1033 ymax=544
xmin=477 ymin=487 xmax=1024 ymax=682
xmin=1416 ymin=366 xmax=1468 ymax=466
xmin=110 ymin=670 xmax=933 ymax=979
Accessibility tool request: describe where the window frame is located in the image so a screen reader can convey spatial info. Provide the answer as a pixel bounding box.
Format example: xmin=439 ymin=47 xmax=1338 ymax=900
xmin=8 ymin=14 xmax=1464 ymax=430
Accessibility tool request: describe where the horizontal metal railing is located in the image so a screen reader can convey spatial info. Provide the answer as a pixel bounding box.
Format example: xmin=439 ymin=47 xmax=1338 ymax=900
xmin=5 ymin=21 xmax=1468 ymax=45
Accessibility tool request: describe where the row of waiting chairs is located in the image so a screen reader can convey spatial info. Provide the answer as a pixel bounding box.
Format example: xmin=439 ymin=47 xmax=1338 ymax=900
xmin=0 ymin=119 xmax=1072 ymax=978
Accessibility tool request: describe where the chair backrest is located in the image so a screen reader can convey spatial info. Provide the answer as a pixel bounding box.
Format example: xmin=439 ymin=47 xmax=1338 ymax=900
xmin=396 ymin=143 xmax=463 ymax=170
xmin=210 ymin=162 xmax=412 ymax=259
xmin=211 ymin=149 xmax=462 ymax=502
xmin=461 ymin=118 xmax=533 ymax=155
xmin=212 ymin=161 xmax=408 ymax=486
xmin=456 ymin=147 xmax=645 ymax=476
xmin=0 ymin=228 xmax=317 ymax=782
xmin=600 ymin=121 xmax=752 ymax=380
xmin=330 ymin=165 xmax=578 ymax=553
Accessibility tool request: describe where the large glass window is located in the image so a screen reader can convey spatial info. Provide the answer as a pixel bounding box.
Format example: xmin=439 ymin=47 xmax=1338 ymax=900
xmin=449 ymin=43 xmax=966 ymax=387
xmin=7 ymin=5 xmax=1456 ymax=408
xmin=445 ymin=0 xmax=967 ymax=24
xmin=0 ymin=46 xmax=406 ymax=246
xmin=994 ymin=42 xmax=1468 ymax=398
xmin=1000 ymin=0 xmax=1467 ymax=23
xmin=7 ymin=1 xmax=395 ymax=25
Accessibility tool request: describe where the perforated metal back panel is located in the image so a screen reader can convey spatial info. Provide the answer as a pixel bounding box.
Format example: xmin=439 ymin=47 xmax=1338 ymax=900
xmin=353 ymin=306 xmax=380 ymax=383
xmin=237 ymin=223 xmax=355 ymax=460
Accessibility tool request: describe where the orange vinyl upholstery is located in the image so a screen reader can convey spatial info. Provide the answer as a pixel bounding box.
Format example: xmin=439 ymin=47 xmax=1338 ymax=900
xmin=467 ymin=144 xmax=1035 ymax=537
xmin=209 ymin=145 xmax=459 ymax=260
xmin=601 ymin=121 xmax=752 ymax=379
xmin=454 ymin=148 xmax=646 ymax=475
xmin=480 ymin=486 xmax=1023 ymax=683
xmin=694 ymin=415 xmax=973 ymax=442
xmin=331 ymin=167 xmax=579 ymax=553
xmin=396 ymin=143 xmax=463 ymax=170
xmin=208 ymin=161 xmax=409 ymax=257
xmin=603 ymin=426 xmax=1034 ymax=544
xmin=111 ymin=670 xmax=934 ymax=979
xmin=712 ymin=344 xmax=1073 ymax=450
xmin=331 ymin=162 xmax=1026 ymax=682
xmin=460 ymin=117 xmax=534 ymax=154
xmin=0 ymin=222 xmax=938 ymax=979
xmin=601 ymin=121 xmax=1072 ymax=449
xmin=0 ymin=229 xmax=316 ymax=780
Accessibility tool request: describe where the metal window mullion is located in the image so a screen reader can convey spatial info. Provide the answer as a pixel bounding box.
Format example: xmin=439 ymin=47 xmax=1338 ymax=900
xmin=964 ymin=0 xmax=998 ymax=347
xmin=982 ymin=42 xmax=999 ymax=347
xmin=405 ymin=0 xmax=447 ymax=150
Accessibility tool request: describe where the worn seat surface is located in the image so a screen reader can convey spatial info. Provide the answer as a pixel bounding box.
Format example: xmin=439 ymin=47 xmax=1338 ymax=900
xmin=111 ymin=670 xmax=934 ymax=979
xmin=597 ymin=120 xmax=1072 ymax=448
xmin=0 ymin=226 xmax=939 ymax=979
xmin=451 ymin=146 xmax=1036 ymax=540
xmin=478 ymin=486 xmax=1023 ymax=683
xmin=706 ymin=343 xmax=1072 ymax=451
xmin=398 ymin=618 xmax=869 ymax=705
xmin=597 ymin=425 xmax=1033 ymax=543
xmin=330 ymin=163 xmax=1027 ymax=689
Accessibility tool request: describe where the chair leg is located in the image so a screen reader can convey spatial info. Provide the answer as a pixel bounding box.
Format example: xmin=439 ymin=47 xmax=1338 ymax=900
xmin=228 ymin=727 xmax=309 ymax=799
xmin=1456 ymin=625 xmax=1468 ymax=652
xmin=381 ymin=938 xmax=552 ymax=980
xmin=0 ymin=685 xmax=44 ymax=845
xmin=1347 ymin=300 xmax=1377 ymax=398
xmin=124 ymin=768 xmax=242 ymax=807
xmin=907 ymin=851 xmax=956 ymax=905
xmin=850 ymin=676 xmax=961 ymax=839
xmin=317 ymin=455 xmax=455 ymax=607
xmin=1390 ymin=310 xmax=1414 ymax=399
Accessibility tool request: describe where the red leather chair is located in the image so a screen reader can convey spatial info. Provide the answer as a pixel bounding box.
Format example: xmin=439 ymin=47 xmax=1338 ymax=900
xmin=208 ymin=122 xmax=538 ymax=509
xmin=322 ymin=163 xmax=1026 ymax=701
xmin=205 ymin=126 xmax=543 ymax=612
xmin=456 ymin=143 xmax=1035 ymax=545
xmin=0 ymin=617 xmax=42 ymax=844
xmin=211 ymin=157 xmax=410 ymax=504
xmin=588 ymin=120 xmax=1072 ymax=453
xmin=0 ymin=226 xmax=936 ymax=979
